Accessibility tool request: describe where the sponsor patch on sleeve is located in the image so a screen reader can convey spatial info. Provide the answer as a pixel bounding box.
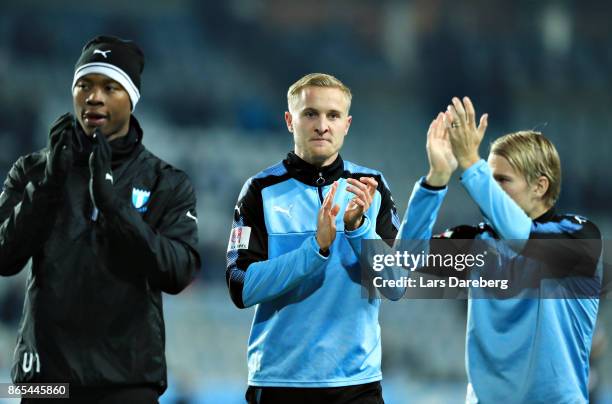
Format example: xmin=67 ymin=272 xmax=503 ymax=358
xmin=228 ymin=226 xmax=251 ymax=251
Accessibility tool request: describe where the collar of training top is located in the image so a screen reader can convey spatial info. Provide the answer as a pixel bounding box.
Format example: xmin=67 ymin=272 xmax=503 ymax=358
xmin=283 ymin=151 xmax=344 ymax=187
xmin=534 ymin=207 xmax=557 ymax=223
xmin=72 ymin=115 xmax=144 ymax=167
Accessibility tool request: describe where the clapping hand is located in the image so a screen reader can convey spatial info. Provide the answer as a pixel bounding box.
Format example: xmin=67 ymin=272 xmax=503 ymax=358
xmin=42 ymin=113 xmax=74 ymax=189
xmin=445 ymin=97 xmax=488 ymax=170
xmin=89 ymin=130 xmax=119 ymax=214
xmin=344 ymin=177 xmax=377 ymax=231
xmin=316 ymin=181 xmax=340 ymax=253
xmin=425 ymin=112 xmax=457 ymax=187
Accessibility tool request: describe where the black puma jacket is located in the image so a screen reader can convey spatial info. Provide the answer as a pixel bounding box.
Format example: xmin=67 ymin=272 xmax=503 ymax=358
xmin=0 ymin=117 xmax=200 ymax=392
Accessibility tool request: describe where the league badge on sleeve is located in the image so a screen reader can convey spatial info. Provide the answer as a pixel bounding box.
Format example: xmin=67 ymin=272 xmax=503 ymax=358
xmin=132 ymin=187 xmax=151 ymax=213
xmin=228 ymin=226 xmax=251 ymax=251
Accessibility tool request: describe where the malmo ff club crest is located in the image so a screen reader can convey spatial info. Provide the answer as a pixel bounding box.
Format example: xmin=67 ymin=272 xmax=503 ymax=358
xmin=132 ymin=187 xmax=151 ymax=212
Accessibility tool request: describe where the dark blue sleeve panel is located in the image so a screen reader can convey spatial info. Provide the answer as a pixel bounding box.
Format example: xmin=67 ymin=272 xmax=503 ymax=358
xmin=374 ymin=175 xmax=400 ymax=241
xmin=344 ymin=171 xmax=400 ymax=243
xmin=226 ymin=178 xmax=268 ymax=308
xmin=524 ymin=215 xmax=602 ymax=277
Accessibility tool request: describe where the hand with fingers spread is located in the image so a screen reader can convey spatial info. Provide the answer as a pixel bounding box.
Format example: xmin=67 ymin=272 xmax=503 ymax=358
xmin=41 ymin=113 xmax=75 ymax=189
xmin=425 ymin=112 xmax=457 ymax=187
xmin=445 ymin=96 xmax=488 ymax=170
xmin=344 ymin=177 xmax=378 ymax=231
xmin=316 ymin=181 xmax=340 ymax=253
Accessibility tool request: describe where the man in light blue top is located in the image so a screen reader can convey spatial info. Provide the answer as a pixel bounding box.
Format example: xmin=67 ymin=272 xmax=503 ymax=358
xmin=401 ymin=97 xmax=602 ymax=403
xmin=226 ymin=73 xmax=401 ymax=403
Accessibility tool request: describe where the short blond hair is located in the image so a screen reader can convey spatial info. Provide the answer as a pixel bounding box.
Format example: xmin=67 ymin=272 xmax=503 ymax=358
xmin=490 ymin=131 xmax=561 ymax=207
xmin=287 ymin=73 xmax=352 ymax=113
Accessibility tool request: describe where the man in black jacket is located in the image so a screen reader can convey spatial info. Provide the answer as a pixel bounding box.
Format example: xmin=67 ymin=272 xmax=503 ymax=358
xmin=0 ymin=35 xmax=200 ymax=403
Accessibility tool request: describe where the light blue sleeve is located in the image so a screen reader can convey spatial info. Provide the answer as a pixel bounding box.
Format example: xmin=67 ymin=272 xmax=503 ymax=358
xmin=345 ymin=177 xmax=447 ymax=255
xmin=398 ymin=178 xmax=448 ymax=240
xmin=242 ymin=236 xmax=328 ymax=307
xmin=460 ymin=160 xmax=531 ymax=240
xmin=344 ymin=178 xmax=447 ymax=301
xmin=345 ymin=215 xmax=378 ymax=257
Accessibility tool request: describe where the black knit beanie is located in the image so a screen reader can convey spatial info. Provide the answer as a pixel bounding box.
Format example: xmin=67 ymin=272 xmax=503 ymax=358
xmin=72 ymin=35 xmax=144 ymax=110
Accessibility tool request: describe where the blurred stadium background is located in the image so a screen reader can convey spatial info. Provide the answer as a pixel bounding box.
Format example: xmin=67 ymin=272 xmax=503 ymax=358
xmin=0 ymin=0 xmax=611 ymax=402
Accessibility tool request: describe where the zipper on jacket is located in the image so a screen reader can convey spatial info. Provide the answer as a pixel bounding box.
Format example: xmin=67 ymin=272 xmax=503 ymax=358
xmin=316 ymin=172 xmax=325 ymax=203
xmin=91 ymin=207 xmax=99 ymax=222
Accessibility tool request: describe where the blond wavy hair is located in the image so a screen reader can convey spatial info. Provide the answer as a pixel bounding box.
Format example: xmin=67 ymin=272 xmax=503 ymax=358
xmin=490 ymin=131 xmax=562 ymax=207
xmin=287 ymin=73 xmax=352 ymax=113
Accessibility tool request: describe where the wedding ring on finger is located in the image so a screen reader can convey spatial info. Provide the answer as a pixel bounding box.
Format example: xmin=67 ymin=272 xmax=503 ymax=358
xmin=451 ymin=122 xmax=461 ymax=129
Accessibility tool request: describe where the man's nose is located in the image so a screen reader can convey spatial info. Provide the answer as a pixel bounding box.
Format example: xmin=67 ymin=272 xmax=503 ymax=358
xmin=314 ymin=117 xmax=329 ymax=135
xmin=86 ymin=87 xmax=105 ymax=105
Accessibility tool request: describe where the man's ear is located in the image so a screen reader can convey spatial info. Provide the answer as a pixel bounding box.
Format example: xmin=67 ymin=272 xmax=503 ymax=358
xmin=345 ymin=115 xmax=352 ymax=135
xmin=533 ymin=175 xmax=550 ymax=199
xmin=285 ymin=111 xmax=293 ymax=133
